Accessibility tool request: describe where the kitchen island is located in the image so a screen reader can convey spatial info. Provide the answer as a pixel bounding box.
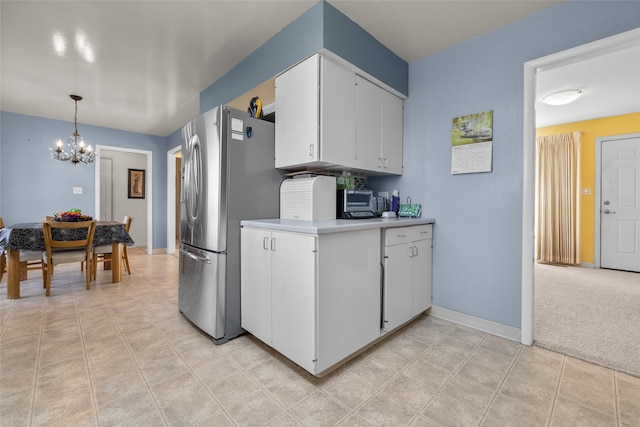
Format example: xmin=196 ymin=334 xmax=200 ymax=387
xmin=241 ymin=217 xmax=434 ymax=376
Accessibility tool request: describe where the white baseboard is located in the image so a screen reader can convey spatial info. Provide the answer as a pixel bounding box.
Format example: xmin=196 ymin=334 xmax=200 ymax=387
xmin=429 ymin=305 xmax=522 ymax=343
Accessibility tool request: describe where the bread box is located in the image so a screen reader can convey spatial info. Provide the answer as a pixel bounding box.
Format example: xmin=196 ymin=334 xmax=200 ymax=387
xmin=280 ymin=176 xmax=336 ymax=221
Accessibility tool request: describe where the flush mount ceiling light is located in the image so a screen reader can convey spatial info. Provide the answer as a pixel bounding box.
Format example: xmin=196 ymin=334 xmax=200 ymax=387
xmin=540 ymin=89 xmax=583 ymax=106
xmin=50 ymin=95 xmax=95 ymax=165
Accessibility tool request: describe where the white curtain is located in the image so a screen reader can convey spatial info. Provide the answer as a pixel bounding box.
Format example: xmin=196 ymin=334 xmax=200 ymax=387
xmin=536 ymin=132 xmax=582 ymax=265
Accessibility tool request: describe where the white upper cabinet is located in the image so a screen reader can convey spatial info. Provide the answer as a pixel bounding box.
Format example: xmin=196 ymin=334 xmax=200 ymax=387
xmin=275 ymin=52 xmax=403 ymax=175
xmin=355 ymin=75 xmax=403 ymax=174
xmin=275 ymin=53 xmax=356 ymax=170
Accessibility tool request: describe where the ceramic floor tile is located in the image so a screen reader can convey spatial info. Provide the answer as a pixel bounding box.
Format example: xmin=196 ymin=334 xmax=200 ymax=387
xmin=371 ymin=336 xmax=427 ymax=372
xmin=419 ymin=344 xmax=468 ymax=372
xmin=551 ymin=394 xmax=617 ymax=427
xmin=408 ymin=415 xmax=440 ymax=426
xmin=487 ymin=394 xmax=549 ymax=427
xmin=456 ymin=359 xmax=506 ymax=390
xmin=421 ymin=392 xmax=484 ymax=427
xmin=31 ymin=388 xmax=95 ymax=427
xmin=226 ymin=389 xmax=286 ymax=427
xmin=499 ymin=371 xmax=557 ymax=411
xmin=403 ymin=356 xmax=454 ymax=390
xmin=467 ymin=345 xmax=517 ymax=374
xmin=150 ymin=371 xmax=204 ymax=408
xmin=440 ymin=373 xmax=496 ymax=413
xmin=160 ymin=387 xmax=222 ymax=426
xmin=356 ymin=392 xmax=417 ymax=426
xmin=0 ymin=408 xmax=32 ymax=427
xmin=562 ymin=356 xmax=615 ymax=391
xmin=96 ymin=388 xmax=159 ymax=427
xmin=290 ymin=390 xmax=350 ymax=427
xmin=266 ymin=413 xmax=305 ymax=427
xmin=349 ymin=356 xmax=399 ymax=389
xmin=0 ymin=252 xmax=634 ymax=427
xmin=192 ymin=356 xmax=238 ymax=387
xmin=247 ymin=356 xmax=297 ymax=387
xmin=207 ymin=370 xmax=261 ymax=408
xmin=137 ymin=352 xmax=191 ymax=385
xmin=323 ymin=372 xmax=377 ymax=410
xmin=557 ymin=375 xmax=616 ymax=416
xmin=195 ymin=411 xmax=238 ymax=426
xmin=92 ymin=366 xmax=147 ymax=406
xmin=0 ymin=382 xmax=34 ymax=417
xmin=267 ymin=371 xmax=320 ymax=409
xmin=383 ymin=373 xmax=438 ymax=412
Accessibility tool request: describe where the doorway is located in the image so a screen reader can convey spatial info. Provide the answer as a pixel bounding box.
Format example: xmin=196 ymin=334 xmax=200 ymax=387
xmin=521 ymin=27 xmax=640 ymax=345
xmin=94 ymin=145 xmax=153 ymax=255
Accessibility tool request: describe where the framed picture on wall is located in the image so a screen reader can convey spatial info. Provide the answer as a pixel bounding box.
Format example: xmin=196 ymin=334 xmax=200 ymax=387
xmin=128 ymin=169 xmax=145 ymax=199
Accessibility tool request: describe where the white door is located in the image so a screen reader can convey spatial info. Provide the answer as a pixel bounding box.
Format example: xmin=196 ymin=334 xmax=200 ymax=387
xmin=99 ymin=157 xmax=113 ymax=221
xmin=601 ymin=136 xmax=640 ymax=272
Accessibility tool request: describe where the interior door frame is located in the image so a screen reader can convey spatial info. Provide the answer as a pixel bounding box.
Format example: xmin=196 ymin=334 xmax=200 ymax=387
xmin=94 ymin=144 xmax=154 ymax=255
xmin=521 ymin=27 xmax=640 ymax=346
xmin=594 ymin=132 xmax=640 ymax=268
xmin=167 ymin=145 xmax=181 ymax=255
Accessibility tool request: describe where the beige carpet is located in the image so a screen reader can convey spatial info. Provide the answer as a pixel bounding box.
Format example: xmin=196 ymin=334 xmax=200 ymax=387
xmin=534 ymin=263 xmax=640 ymax=377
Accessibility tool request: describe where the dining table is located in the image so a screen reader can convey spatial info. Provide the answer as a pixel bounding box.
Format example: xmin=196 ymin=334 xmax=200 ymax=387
xmin=0 ymin=220 xmax=135 ymax=299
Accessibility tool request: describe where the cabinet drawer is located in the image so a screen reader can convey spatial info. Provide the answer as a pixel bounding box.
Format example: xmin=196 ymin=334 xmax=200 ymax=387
xmin=384 ymin=224 xmax=432 ymax=246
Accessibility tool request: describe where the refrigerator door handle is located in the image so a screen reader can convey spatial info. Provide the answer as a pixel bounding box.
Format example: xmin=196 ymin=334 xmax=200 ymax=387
xmin=180 ymin=248 xmax=212 ymax=264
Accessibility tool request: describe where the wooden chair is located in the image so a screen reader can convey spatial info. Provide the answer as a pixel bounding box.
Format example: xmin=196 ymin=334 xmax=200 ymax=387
xmin=0 ymin=217 xmax=42 ymax=282
xmin=92 ymin=216 xmax=132 ymax=280
xmin=42 ymin=219 xmax=96 ymax=296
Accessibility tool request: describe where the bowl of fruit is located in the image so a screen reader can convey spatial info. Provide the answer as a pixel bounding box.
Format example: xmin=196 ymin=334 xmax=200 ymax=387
xmin=54 ymin=208 xmax=93 ymax=222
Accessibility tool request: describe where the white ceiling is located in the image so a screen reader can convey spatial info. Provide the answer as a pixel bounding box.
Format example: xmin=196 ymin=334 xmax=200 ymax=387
xmin=535 ymin=43 xmax=640 ymax=128
xmin=1 ymin=1 xmax=637 ymax=138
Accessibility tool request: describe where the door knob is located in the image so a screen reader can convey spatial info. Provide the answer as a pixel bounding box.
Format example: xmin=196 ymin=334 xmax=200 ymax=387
xmin=603 ymin=209 xmax=616 ymax=214
xmin=603 ymin=200 xmax=610 ymax=205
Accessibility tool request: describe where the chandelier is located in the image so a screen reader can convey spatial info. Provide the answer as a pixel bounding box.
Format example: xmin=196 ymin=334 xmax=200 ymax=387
xmin=50 ymin=94 xmax=95 ymax=165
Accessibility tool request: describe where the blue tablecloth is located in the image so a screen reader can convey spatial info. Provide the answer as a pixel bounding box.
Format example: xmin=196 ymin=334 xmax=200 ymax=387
xmin=0 ymin=221 xmax=134 ymax=252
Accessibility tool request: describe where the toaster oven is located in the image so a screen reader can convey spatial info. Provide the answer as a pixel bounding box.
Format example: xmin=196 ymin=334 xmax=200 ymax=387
xmin=337 ymin=190 xmax=376 ymax=219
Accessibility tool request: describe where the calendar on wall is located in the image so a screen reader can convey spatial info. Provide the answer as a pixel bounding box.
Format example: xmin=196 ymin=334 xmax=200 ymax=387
xmin=451 ymin=110 xmax=493 ymax=174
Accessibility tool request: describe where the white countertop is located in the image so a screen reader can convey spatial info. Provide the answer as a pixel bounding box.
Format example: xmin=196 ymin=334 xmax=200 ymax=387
xmin=241 ymin=217 xmax=435 ymax=235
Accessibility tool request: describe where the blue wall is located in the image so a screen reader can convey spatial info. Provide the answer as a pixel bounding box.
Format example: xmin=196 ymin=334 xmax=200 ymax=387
xmin=370 ymin=1 xmax=640 ymax=329
xmin=0 ymin=111 xmax=169 ymax=249
xmin=199 ymin=1 xmax=408 ymax=113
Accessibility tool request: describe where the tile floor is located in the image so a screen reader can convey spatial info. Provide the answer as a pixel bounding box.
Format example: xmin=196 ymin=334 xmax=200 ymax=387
xmin=1 ymin=248 xmax=639 ymax=427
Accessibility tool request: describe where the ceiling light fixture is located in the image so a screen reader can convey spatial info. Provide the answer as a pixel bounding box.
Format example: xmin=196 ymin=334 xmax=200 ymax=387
xmin=50 ymin=95 xmax=95 ymax=165
xmin=540 ymin=89 xmax=583 ymax=106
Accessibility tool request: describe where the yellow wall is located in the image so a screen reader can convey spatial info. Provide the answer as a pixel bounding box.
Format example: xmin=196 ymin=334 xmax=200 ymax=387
xmin=536 ymin=112 xmax=640 ymax=264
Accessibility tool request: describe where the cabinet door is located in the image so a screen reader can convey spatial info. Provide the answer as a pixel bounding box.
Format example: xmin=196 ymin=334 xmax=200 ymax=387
xmin=240 ymin=228 xmax=273 ymax=344
xmin=271 ymin=232 xmax=317 ymax=373
xmin=412 ymin=239 xmax=432 ymax=316
xmin=321 ymin=56 xmax=356 ymax=167
xmin=381 ymin=90 xmax=403 ymax=174
xmin=383 ymin=242 xmax=413 ymax=332
xmin=355 ymin=75 xmax=383 ymax=171
xmin=275 ymin=54 xmax=320 ymax=168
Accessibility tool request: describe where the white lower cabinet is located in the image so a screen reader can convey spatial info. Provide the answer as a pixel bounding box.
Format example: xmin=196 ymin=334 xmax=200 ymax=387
xmin=383 ymin=225 xmax=433 ymax=333
xmin=241 ymin=226 xmax=381 ymax=375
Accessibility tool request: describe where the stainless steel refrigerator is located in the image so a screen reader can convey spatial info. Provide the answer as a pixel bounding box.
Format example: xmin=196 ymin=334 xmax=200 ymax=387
xmin=179 ymin=105 xmax=283 ymax=344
